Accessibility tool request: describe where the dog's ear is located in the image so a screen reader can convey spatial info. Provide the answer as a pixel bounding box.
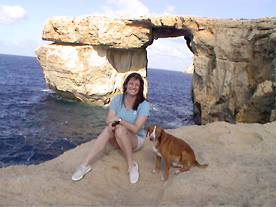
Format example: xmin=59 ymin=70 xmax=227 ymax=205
xmin=155 ymin=126 xmax=162 ymax=142
xmin=145 ymin=126 xmax=149 ymax=137
xmin=158 ymin=128 xmax=166 ymax=143
xmin=145 ymin=125 xmax=152 ymax=137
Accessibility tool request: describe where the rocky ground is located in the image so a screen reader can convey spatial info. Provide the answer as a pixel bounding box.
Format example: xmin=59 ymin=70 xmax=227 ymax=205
xmin=1 ymin=121 xmax=275 ymax=206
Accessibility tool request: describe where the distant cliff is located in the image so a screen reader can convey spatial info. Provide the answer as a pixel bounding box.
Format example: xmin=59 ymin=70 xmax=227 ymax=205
xmin=183 ymin=62 xmax=194 ymax=74
xmin=35 ymin=15 xmax=276 ymax=124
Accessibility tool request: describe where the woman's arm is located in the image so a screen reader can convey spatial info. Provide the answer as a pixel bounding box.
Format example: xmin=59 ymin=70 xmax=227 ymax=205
xmin=106 ymin=108 xmax=148 ymax=134
xmin=105 ymin=108 xmax=118 ymax=126
xmin=118 ymin=115 xmax=148 ymax=135
xmin=106 ymin=97 xmax=149 ymax=134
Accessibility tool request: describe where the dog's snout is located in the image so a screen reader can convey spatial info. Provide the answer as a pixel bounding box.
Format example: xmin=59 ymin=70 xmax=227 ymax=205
xmin=147 ymin=126 xmax=156 ymax=142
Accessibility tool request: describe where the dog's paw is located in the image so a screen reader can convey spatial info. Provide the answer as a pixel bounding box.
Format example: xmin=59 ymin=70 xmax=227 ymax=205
xmin=152 ymin=169 xmax=158 ymax=174
xmin=175 ymin=169 xmax=180 ymax=174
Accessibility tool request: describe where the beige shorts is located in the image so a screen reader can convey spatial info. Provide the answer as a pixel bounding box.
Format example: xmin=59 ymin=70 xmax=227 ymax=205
xmin=133 ymin=135 xmax=144 ymax=151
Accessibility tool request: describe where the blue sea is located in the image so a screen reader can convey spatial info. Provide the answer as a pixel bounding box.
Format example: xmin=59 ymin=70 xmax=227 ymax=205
xmin=0 ymin=54 xmax=193 ymax=168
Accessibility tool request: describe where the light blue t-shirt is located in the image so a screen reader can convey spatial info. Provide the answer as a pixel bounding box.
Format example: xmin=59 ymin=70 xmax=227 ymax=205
xmin=109 ymin=94 xmax=150 ymax=137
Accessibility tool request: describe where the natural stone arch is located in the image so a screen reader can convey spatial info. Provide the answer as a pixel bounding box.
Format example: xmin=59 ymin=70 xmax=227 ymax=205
xmin=35 ymin=15 xmax=276 ymax=124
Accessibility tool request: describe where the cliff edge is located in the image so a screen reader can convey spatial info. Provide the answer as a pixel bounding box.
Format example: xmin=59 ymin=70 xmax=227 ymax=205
xmin=1 ymin=121 xmax=275 ymax=206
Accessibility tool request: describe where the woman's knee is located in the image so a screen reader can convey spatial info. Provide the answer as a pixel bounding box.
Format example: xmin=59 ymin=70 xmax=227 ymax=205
xmin=100 ymin=126 xmax=114 ymax=139
xmin=114 ymin=125 xmax=128 ymax=139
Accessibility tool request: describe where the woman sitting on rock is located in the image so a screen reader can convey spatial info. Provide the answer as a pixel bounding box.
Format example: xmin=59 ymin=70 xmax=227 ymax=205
xmin=72 ymin=72 xmax=150 ymax=184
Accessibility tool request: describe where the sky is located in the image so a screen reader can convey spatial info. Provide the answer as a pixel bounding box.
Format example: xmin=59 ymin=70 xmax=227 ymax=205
xmin=0 ymin=0 xmax=275 ymax=71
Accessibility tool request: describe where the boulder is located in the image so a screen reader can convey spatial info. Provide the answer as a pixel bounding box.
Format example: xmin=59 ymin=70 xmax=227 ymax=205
xmin=36 ymin=44 xmax=147 ymax=105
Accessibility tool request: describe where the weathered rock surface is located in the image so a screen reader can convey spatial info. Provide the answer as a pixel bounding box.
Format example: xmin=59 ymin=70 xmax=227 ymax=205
xmin=36 ymin=44 xmax=147 ymax=105
xmin=1 ymin=121 xmax=275 ymax=206
xmin=42 ymin=16 xmax=153 ymax=48
xmin=36 ymin=15 xmax=276 ymax=123
xmin=189 ymin=17 xmax=276 ymax=124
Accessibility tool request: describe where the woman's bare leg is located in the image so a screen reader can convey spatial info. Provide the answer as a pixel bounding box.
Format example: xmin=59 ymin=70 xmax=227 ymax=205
xmin=113 ymin=125 xmax=138 ymax=167
xmin=82 ymin=126 xmax=115 ymax=166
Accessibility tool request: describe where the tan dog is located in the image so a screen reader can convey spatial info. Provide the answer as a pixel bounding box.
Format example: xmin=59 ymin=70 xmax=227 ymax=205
xmin=146 ymin=125 xmax=208 ymax=181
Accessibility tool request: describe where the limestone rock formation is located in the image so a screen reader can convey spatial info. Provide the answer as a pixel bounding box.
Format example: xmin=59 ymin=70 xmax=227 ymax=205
xmin=189 ymin=17 xmax=276 ymax=124
xmin=183 ymin=62 xmax=194 ymax=74
xmin=36 ymin=44 xmax=147 ymax=105
xmin=1 ymin=121 xmax=276 ymax=206
xmin=42 ymin=16 xmax=153 ymax=48
xmin=36 ymin=15 xmax=276 ymax=124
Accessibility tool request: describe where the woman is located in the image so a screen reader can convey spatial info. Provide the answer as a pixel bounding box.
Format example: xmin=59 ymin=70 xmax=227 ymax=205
xmin=72 ymin=72 xmax=150 ymax=184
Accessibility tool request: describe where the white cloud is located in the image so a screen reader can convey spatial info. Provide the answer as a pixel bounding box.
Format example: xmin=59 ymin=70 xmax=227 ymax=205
xmin=148 ymin=37 xmax=192 ymax=59
xmin=0 ymin=5 xmax=26 ymax=24
xmin=147 ymin=37 xmax=193 ymax=71
xmin=98 ymin=0 xmax=149 ymax=17
xmin=164 ymin=5 xmax=175 ymax=14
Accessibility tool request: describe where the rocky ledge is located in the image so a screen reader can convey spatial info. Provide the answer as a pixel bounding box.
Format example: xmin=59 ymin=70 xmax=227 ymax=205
xmin=1 ymin=121 xmax=275 ymax=206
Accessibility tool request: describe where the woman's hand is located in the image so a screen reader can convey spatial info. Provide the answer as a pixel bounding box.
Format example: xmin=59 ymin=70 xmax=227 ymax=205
xmin=109 ymin=121 xmax=116 ymax=132
xmin=105 ymin=109 xmax=119 ymax=126
xmin=107 ymin=116 xmax=120 ymax=127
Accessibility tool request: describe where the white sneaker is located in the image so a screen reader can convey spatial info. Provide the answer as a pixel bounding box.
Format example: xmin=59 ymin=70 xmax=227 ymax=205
xmin=128 ymin=161 xmax=139 ymax=184
xmin=72 ymin=164 xmax=91 ymax=181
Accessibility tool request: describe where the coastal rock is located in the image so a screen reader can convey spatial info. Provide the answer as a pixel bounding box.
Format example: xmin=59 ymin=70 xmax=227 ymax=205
xmin=1 ymin=121 xmax=275 ymax=206
xmin=36 ymin=44 xmax=147 ymax=105
xmin=36 ymin=15 xmax=276 ymax=124
xmin=190 ymin=17 xmax=276 ymax=124
xmin=42 ymin=16 xmax=153 ymax=48
xmin=183 ymin=62 xmax=194 ymax=74
xmin=236 ymin=80 xmax=274 ymax=123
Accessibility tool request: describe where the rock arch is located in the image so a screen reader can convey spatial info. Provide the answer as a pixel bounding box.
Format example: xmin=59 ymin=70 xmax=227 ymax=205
xmin=35 ymin=15 xmax=276 ymax=124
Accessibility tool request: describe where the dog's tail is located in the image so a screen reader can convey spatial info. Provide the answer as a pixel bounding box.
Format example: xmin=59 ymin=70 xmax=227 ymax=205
xmin=194 ymin=161 xmax=208 ymax=168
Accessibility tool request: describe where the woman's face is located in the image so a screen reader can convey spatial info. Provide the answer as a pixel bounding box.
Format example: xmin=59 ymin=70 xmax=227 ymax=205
xmin=125 ymin=78 xmax=140 ymax=96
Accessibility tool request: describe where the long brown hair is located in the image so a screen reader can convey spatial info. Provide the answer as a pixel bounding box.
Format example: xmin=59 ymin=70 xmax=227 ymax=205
xmin=122 ymin=73 xmax=146 ymax=110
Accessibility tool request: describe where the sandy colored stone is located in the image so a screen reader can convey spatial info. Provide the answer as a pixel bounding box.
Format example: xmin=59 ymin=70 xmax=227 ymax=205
xmin=42 ymin=16 xmax=152 ymax=48
xmin=35 ymin=44 xmax=147 ymax=105
xmin=1 ymin=121 xmax=275 ymax=206
xmin=36 ymin=15 xmax=276 ymax=124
